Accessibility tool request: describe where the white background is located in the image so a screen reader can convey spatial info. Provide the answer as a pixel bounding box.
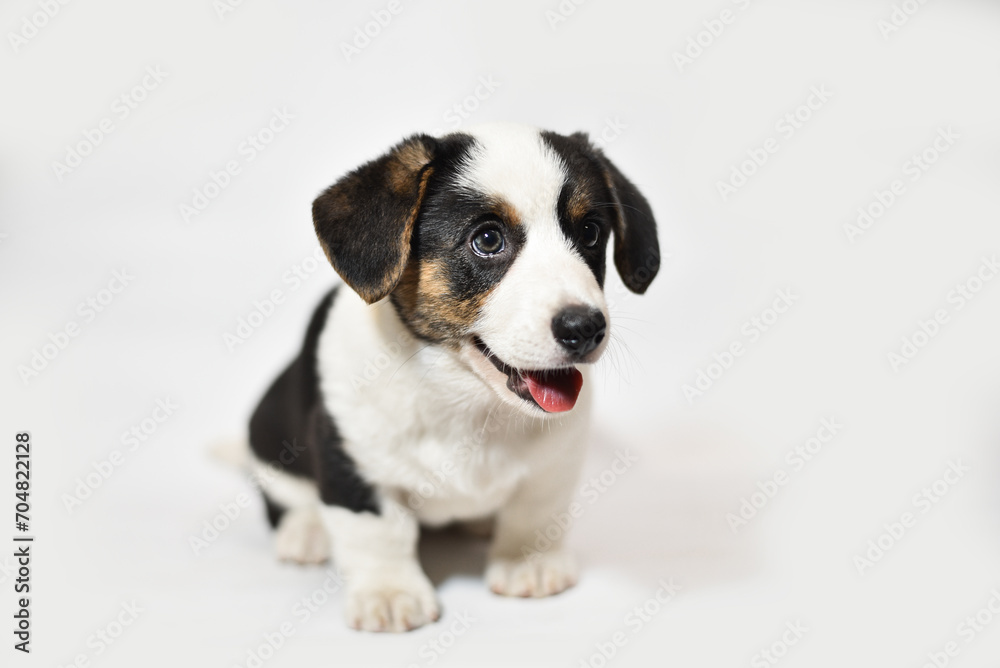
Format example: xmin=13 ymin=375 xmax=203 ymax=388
xmin=2 ymin=0 xmax=1000 ymax=666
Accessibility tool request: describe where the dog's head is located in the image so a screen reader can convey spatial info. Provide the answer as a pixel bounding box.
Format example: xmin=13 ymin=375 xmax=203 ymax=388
xmin=313 ymin=123 xmax=659 ymax=416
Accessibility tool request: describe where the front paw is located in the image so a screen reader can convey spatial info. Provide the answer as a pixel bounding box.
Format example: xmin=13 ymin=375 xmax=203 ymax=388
xmin=344 ymin=570 xmax=440 ymax=632
xmin=486 ymin=549 xmax=578 ymax=597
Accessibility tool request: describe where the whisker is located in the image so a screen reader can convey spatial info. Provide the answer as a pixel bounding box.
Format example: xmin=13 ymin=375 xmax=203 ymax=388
xmin=386 ymin=342 xmax=435 ymax=386
xmin=413 ymin=348 xmax=449 ymax=390
xmin=610 ymin=314 xmax=656 ymax=326
xmin=608 ymin=334 xmax=628 ymax=391
xmin=609 ymin=330 xmax=641 ymax=386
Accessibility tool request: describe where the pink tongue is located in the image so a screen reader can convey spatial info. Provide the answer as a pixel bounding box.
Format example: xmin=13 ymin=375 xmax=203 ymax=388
xmin=524 ymin=368 xmax=584 ymax=413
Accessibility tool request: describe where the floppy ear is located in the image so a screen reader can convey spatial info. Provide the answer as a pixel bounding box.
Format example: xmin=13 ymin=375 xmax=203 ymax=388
xmin=575 ymin=134 xmax=660 ymax=294
xmin=312 ymin=134 xmax=436 ymax=304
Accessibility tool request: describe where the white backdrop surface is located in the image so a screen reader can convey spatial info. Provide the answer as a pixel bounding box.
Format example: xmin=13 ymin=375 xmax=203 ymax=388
xmin=2 ymin=1 xmax=1000 ymax=666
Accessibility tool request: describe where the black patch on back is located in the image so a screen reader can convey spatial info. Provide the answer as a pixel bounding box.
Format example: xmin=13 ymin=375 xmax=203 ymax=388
xmin=249 ymin=287 xmax=380 ymax=518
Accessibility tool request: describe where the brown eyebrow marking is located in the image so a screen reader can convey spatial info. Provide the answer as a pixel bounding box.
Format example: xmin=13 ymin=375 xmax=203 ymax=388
xmin=487 ymin=195 xmax=522 ymax=227
xmin=567 ymin=184 xmax=595 ymax=222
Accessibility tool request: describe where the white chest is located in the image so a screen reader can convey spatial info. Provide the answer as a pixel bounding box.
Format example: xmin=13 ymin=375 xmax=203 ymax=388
xmin=317 ymin=291 xmax=579 ymax=525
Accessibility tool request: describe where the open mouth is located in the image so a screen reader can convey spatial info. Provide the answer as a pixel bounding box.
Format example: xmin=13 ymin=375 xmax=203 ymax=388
xmin=473 ymin=337 xmax=584 ymax=413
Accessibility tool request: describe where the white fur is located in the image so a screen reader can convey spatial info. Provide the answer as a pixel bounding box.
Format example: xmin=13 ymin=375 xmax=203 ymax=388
xmin=321 ymin=498 xmax=439 ymax=632
xmin=250 ymin=452 xmax=318 ymax=509
xmin=275 ymin=506 xmax=329 ymax=565
xmin=250 ymin=453 xmax=330 ymax=564
xmin=456 ymin=123 xmax=566 ymax=226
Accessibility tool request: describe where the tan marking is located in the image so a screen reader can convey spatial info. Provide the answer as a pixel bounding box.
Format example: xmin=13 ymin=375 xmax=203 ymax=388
xmin=396 ymin=139 xmax=433 ymax=172
xmin=566 ymin=185 xmax=593 ymax=222
xmin=388 ymin=140 xmax=433 ymax=196
xmin=417 ymin=260 xmax=486 ymax=332
xmin=418 ymin=260 xmax=450 ymax=302
xmin=489 ymin=196 xmax=522 ymax=227
xmin=392 ymin=258 xmax=492 ymax=341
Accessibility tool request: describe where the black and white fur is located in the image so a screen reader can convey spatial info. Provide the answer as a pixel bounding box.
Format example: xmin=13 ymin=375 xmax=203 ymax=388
xmin=246 ymin=123 xmax=659 ymax=632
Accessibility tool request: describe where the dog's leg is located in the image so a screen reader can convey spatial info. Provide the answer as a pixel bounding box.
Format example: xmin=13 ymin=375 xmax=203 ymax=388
xmin=253 ymin=461 xmax=331 ymax=565
xmin=485 ymin=454 xmax=583 ymax=598
xmin=320 ymin=496 xmax=439 ymax=632
xmin=274 ymin=505 xmax=330 ymax=565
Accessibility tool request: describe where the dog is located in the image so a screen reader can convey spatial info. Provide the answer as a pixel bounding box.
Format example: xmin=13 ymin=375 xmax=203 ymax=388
xmin=246 ymin=122 xmax=659 ymax=632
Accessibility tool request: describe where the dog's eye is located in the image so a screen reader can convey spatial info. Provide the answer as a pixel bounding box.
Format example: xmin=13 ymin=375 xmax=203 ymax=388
xmin=472 ymin=228 xmax=505 ymax=256
xmin=581 ymin=222 xmax=601 ymax=248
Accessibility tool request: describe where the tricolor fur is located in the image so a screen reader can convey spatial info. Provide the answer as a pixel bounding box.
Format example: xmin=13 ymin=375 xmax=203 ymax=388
xmin=247 ymin=123 xmax=659 ymax=632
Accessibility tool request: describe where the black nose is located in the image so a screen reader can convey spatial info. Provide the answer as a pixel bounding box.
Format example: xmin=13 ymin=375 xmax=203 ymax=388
xmin=552 ymin=306 xmax=606 ymax=359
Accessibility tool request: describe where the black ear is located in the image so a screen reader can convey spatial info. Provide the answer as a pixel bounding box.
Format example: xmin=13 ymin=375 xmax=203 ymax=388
xmin=312 ymin=134 xmax=436 ymax=304
xmin=572 ymin=133 xmax=660 ymax=294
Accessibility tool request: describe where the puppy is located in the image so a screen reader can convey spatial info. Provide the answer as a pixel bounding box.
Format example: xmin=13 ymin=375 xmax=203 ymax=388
xmin=247 ymin=123 xmax=659 ymax=632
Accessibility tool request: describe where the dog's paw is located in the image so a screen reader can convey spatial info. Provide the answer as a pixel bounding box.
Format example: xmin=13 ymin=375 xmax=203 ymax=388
xmin=486 ymin=549 xmax=578 ymax=597
xmin=275 ymin=508 xmax=330 ymax=565
xmin=344 ymin=572 xmax=440 ymax=632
